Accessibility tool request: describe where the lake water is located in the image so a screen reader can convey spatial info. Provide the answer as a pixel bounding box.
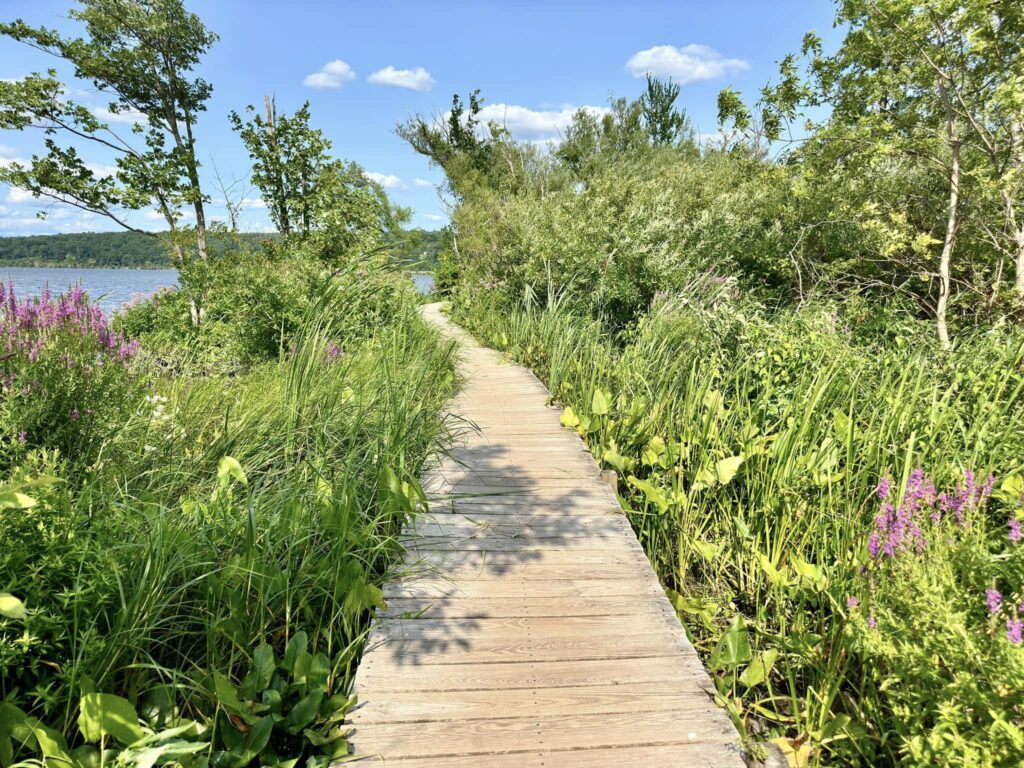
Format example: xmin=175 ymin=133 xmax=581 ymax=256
xmin=1 ymin=267 xmax=435 ymax=315
xmin=1 ymin=267 xmax=179 ymax=314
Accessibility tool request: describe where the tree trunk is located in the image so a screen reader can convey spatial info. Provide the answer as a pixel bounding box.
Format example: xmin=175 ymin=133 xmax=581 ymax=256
xmin=1015 ymin=227 xmax=1024 ymax=298
xmin=937 ymin=139 xmax=960 ymax=351
xmin=266 ymin=95 xmax=291 ymax=236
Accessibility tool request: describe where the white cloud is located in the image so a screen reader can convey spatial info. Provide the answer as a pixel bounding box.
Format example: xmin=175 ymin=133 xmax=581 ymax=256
xmin=86 ymin=161 xmax=118 ymax=178
xmin=0 ymin=210 xmax=102 ymax=235
xmin=92 ymin=106 xmax=148 ymax=126
xmin=7 ymin=187 xmax=37 ymax=204
xmin=0 ymin=145 xmax=28 ymax=169
xmin=239 ymin=197 xmax=266 ymax=209
xmin=143 ymin=208 xmax=195 ymax=224
xmin=368 ymin=66 xmax=435 ymax=92
xmin=422 ymin=213 xmax=446 ymax=222
xmin=364 ymin=171 xmax=401 ymax=189
xmin=625 ymin=44 xmax=749 ymax=84
xmin=413 ymin=178 xmax=433 ymax=188
xmin=465 ymin=104 xmax=609 ymax=141
xmin=304 ymin=59 xmax=356 ymax=89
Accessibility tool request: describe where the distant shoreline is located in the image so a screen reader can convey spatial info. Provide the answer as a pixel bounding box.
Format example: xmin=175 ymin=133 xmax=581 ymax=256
xmin=0 ymin=263 xmax=173 ymax=270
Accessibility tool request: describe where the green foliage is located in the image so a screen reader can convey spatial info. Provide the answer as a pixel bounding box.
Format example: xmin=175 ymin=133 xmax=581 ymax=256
xmin=0 ymin=286 xmax=145 ymax=474
xmin=849 ymin=519 xmax=1024 ymax=765
xmin=230 ymin=100 xmax=333 ymax=237
xmin=0 ymin=281 xmax=455 ymax=764
xmin=116 ymin=243 xmax=415 ymax=375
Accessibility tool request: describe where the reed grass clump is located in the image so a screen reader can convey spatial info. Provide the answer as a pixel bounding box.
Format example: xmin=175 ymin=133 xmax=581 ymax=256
xmin=1 ymin=268 xmax=455 ymax=767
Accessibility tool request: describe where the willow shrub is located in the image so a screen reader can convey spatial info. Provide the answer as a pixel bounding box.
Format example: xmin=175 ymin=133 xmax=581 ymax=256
xmin=452 ymin=292 xmax=1024 ymax=766
xmin=0 ymin=278 xmax=456 ymax=767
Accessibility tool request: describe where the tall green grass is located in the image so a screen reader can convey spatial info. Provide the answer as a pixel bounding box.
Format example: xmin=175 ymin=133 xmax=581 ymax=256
xmin=453 ymin=291 xmax=1024 ymax=765
xmin=0 ymin=282 xmax=456 ymax=765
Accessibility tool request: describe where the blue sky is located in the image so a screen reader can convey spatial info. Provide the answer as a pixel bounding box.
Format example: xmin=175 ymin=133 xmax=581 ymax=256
xmin=0 ymin=0 xmax=842 ymax=237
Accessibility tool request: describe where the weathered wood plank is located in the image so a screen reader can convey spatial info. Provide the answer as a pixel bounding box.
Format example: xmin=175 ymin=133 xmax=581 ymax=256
xmin=348 ymin=709 xmax=738 ymax=760
xmin=353 ymin=655 xmax=711 ymax=692
xmin=347 ymin=681 xmax=713 ymax=723
xmin=345 ymin=743 xmax=744 ymax=767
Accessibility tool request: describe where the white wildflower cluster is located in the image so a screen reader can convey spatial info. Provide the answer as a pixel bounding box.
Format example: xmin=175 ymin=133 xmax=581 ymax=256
xmin=144 ymin=393 xmax=186 ymax=444
xmin=145 ymin=393 xmax=170 ymax=421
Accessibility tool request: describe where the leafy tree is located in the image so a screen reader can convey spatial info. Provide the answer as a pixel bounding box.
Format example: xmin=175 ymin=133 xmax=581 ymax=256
xmin=640 ymin=75 xmax=692 ymax=147
xmin=0 ymin=0 xmax=217 ymax=322
xmin=230 ymin=98 xmax=332 ymax=237
xmin=303 ymin=160 xmax=410 ymax=262
xmin=397 ymin=90 xmax=526 ymax=198
xmin=721 ymin=0 xmax=1024 ymax=346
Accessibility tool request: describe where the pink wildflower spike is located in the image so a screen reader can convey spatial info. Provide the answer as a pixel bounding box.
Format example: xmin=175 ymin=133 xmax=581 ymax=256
xmin=846 ymin=596 xmax=859 ymax=609
xmin=867 ymin=614 xmax=877 ymax=629
xmin=987 ymin=589 xmax=1002 ymax=615
xmin=1007 ymin=617 xmax=1023 ymax=646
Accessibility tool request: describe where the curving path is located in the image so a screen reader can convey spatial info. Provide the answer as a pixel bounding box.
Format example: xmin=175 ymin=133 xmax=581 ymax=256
xmin=345 ymin=303 xmax=743 ymax=767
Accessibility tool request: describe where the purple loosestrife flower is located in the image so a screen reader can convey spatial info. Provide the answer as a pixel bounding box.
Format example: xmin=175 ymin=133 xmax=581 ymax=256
xmin=868 ymin=614 xmax=877 ymax=629
xmin=987 ymin=589 xmax=1002 ymax=615
xmin=847 ymin=596 xmax=859 ymax=609
xmin=1007 ymin=618 xmax=1023 ymax=646
xmin=869 ymin=470 xmax=994 ymax=561
xmin=1010 ymin=518 xmax=1022 ymax=543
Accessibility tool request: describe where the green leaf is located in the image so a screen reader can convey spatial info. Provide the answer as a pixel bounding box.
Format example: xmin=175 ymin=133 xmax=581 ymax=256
xmin=0 ymin=491 xmax=37 ymax=510
xmin=31 ymin=723 xmax=73 ymax=766
xmin=627 ymin=476 xmax=668 ymax=513
xmin=791 ymin=555 xmax=828 ymax=591
xmin=710 ymin=615 xmax=752 ymax=670
xmin=591 ymin=388 xmax=611 ymax=417
xmin=285 ymin=691 xmax=324 ymax=734
xmin=243 ymin=643 xmax=276 ymax=695
xmin=693 ymin=540 xmax=720 ymax=562
xmin=602 ymin=444 xmax=627 ymax=472
xmin=242 ymin=715 xmax=274 ymax=759
xmin=715 ymin=455 xmax=744 ymax=485
xmin=307 ymin=652 xmax=330 ymax=692
xmin=217 ymin=456 xmax=247 ymax=486
xmin=738 ymin=648 xmax=779 ymax=689
xmin=756 ymin=552 xmax=789 ymax=588
xmin=994 ymin=474 xmax=1024 ymax=504
xmin=559 ymin=406 xmax=579 ymax=429
xmin=214 ymin=672 xmax=254 ymax=723
xmin=283 ymin=631 xmax=308 ymax=675
xmin=78 ymin=693 xmax=144 ymax=746
xmin=0 ymin=593 xmax=27 ymax=620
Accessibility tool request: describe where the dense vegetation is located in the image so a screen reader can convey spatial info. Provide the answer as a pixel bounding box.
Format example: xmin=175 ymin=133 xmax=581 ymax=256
xmin=401 ymin=1 xmax=1024 ymax=765
xmin=0 ymin=229 xmax=443 ymax=271
xmin=0 ymin=232 xmax=274 ymax=269
xmin=0 ymin=3 xmax=454 ymax=766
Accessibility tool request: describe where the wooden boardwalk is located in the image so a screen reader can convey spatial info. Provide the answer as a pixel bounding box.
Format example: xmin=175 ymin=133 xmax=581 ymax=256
xmin=346 ymin=304 xmax=743 ymax=767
